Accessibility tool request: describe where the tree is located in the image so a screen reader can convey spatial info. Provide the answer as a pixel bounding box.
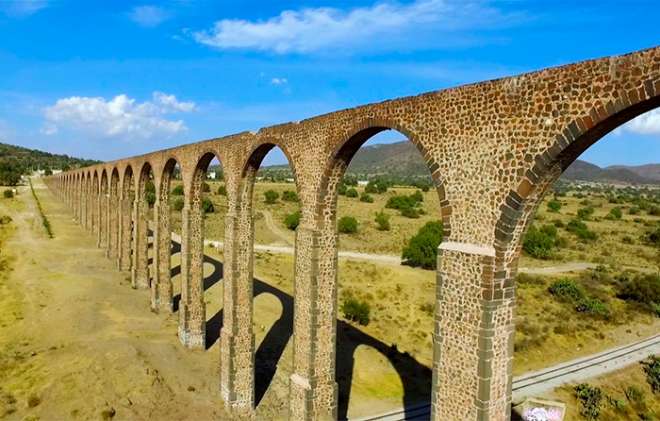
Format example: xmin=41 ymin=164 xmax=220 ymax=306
xmin=282 ymin=190 xmax=299 ymax=202
xmin=145 ymin=180 xmax=156 ymax=207
xmin=284 ymin=211 xmax=301 ymax=230
xmin=201 ymin=182 xmax=211 ymax=193
xmin=3 ymin=189 xmax=13 ymax=199
xmin=337 ymin=183 xmax=347 ymax=196
xmin=523 ymin=224 xmax=558 ymax=259
xmin=359 ymin=193 xmax=374 ymax=203
xmin=402 ymin=221 xmax=443 ymax=269
xmin=264 ymin=190 xmax=279 ymax=204
xmin=202 ymin=197 xmax=214 ymax=213
xmin=217 ymin=185 xmax=227 ymax=196
xmin=345 ymin=188 xmax=358 ymax=198
xmin=547 ymin=199 xmax=562 ymax=213
xmin=44 ymin=168 xmax=53 ymax=176
xmin=171 ymin=185 xmax=184 ymax=196
xmin=338 ymin=216 xmax=358 ymax=233
xmin=605 ymin=206 xmax=622 ymax=220
xmin=374 ymin=211 xmax=390 ymax=231
xmin=172 ymin=197 xmax=184 ymax=211
xmin=341 ymin=296 xmax=370 ymax=325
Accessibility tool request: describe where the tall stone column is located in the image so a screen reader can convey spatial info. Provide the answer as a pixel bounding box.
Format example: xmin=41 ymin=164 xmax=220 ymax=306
xmin=152 ymin=198 xmax=174 ymax=312
xmin=289 ymin=226 xmax=337 ymax=421
xmin=431 ymin=241 xmax=514 ymax=421
xmin=98 ymin=192 xmax=106 ymax=248
xmin=185 ymin=203 xmax=206 ymax=349
xmin=178 ymin=206 xmax=192 ymax=344
xmin=131 ymin=197 xmax=149 ymax=289
xmin=119 ymin=196 xmax=133 ymax=271
xmin=220 ymin=211 xmax=255 ymax=416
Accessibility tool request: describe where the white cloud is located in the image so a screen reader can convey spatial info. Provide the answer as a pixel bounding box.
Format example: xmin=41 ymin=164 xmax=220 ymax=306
xmin=129 ymin=5 xmax=170 ymax=27
xmin=0 ymin=0 xmax=49 ymax=17
xmin=42 ymin=92 xmax=196 ymax=139
xmin=192 ymin=0 xmax=520 ymax=54
xmin=270 ymin=77 xmax=288 ymax=86
xmin=624 ymin=109 xmax=660 ymax=135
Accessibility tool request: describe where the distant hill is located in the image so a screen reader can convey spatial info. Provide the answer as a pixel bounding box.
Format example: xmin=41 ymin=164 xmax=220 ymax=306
xmin=262 ymin=140 xmax=658 ymax=186
xmin=0 ymin=141 xmax=100 ymax=185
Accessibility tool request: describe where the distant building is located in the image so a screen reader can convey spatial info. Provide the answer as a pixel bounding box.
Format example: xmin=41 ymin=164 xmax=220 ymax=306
xmin=207 ymin=171 xmax=217 ymax=180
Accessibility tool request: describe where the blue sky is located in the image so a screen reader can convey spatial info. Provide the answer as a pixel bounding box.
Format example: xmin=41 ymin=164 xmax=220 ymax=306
xmin=0 ymin=0 xmax=658 ymax=166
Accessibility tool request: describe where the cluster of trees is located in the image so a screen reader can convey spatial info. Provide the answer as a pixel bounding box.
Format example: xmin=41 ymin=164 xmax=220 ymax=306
xmin=402 ymin=221 xmax=443 ymax=270
xmin=385 ymin=191 xmax=425 ymax=218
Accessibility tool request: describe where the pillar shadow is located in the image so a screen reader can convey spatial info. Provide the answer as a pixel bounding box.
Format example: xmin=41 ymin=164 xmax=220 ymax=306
xmin=167 ymin=237 xmax=431 ymax=417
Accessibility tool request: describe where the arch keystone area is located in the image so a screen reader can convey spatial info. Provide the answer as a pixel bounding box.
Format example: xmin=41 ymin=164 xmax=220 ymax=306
xmin=44 ymin=45 xmax=659 ymax=421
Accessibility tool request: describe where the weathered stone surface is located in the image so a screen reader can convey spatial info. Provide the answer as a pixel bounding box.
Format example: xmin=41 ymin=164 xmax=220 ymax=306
xmin=46 ymin=46 xmax=660 ymax=421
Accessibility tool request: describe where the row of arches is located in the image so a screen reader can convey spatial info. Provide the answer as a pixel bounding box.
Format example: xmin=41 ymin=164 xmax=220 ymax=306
xmin=46 ymin=45 xmax=659 ymax=421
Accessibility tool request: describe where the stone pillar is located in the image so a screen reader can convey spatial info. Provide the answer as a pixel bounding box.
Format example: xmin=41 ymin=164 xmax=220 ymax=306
xmin=289 ymin=226 xmax=337 ymax=421
xmin=185 ymin=203 xmax=206 ymax=349
xmin=119 ymin=196 xmax=133 ymax=271
xmin=178 ymin=206 xmax=192 ymax=344
xmin=131 ymin=196 xmax=149 ymax=289
xmin=152 ymin=198 xmax=174 ymax=312
xmin=108 ymin=191 xmax=118 ymax=261
xmin=220 ymin=212 xmax=255 ymax=416
xmin=431 ymin=241 xmax=514 ymax=421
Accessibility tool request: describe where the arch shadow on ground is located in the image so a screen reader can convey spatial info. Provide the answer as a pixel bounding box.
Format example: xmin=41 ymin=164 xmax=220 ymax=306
xmin=167 ymin=238 xmax=431 ymax=417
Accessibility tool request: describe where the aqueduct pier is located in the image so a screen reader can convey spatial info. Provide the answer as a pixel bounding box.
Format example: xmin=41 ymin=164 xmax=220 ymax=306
xmin=46 ymin=46 xmax=660 ymax=420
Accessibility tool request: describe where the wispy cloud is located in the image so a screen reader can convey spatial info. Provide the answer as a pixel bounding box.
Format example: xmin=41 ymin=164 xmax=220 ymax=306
xmin=0 ymin=0 xmax=49 ymax=17
xmin=192 ymin=0 xmax=524 ymax=54
xmin=624 ymin=109 xmax=660 ymax=135
xmin=270 ymin=77 xmax=288 ymax=86
xmin=42 ymin=92 xmax=196 ymax=139
xmin=129 ymin=5 xmax=170 ymax=27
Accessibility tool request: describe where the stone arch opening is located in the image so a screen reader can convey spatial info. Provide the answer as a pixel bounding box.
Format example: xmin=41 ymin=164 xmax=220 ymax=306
xmin=314 ymin=125 xmax=445 ymax=419
xmin=119 ymin=165 xmax=135 ymax=272
xmin=177 ymin=151 xmax=226 ymax=349
xmin=133 ymin=162 xmax=155 ymax=291
xmin=155 ymin=157 xmax=183 ymax=313
xmin=109 ymin=168 xmax=120 ymax=264
xmin=493 ymin=94 xmax=660 ymax=407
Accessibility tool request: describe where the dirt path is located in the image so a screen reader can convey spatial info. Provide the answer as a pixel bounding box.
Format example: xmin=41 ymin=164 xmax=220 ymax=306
xmin=259 ymin=209 xmax=293 ymax=246
xmin=0 ymin=179 xmax=228 ymax=421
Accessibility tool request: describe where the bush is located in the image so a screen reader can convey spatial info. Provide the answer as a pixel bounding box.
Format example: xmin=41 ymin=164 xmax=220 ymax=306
xmin=629 ymin=206 xmax=640 ymax=215
xmin=282 ymin=190 xmax=299 ymax=202
xmin=649 ymin=205 xmax=660 ymax=216
xmin=217 ymin=185 xmax=227 ymax=196
xmin=144 ymin=180 xmax=156 ymax=206
xmin=400 ymin=207 xmax=420 ymax=219
xmin=577 ymin=206 xmax=595 ymax=220
xmin=547 ymin=199 xmax=562 ymax=213
xmin=402 ymin=221 xmax=443 ymax=270
xmin=284 ymin=211 xmax=301 ymax=231
xmin=172 ymin=197 xmax=184 ymax=211
xmin=365 ymin=179 xmax=388 ymax=194
xmin=343 ymin=175 xmax=358 ymax=186
xmin=574 ymin=383 xmax=603 ymax=420
xmin=264 ymin=190 xmax=279 ymax=204
xmin=171 ymin=184 xmax=184 ymax=196
xmin=386 ymin=192 xmax=424 ymax=217
xmin=642 ymin=355 xmax=660 ymax=393
xmin=374 ymin=211 xmax=390 ymax=231
xmin=617 ymin=272 xmax=660 ymax=316
xmin=345 ymin=188 xmax=358 ymax=198
xmin=0 ymin=215 xmax=12 ymax=225
xmin=202 ymin=197 xmax=214 ymax=213
xmin=523 ymin=224 xmax=558 ymax=259
xmin=360 ymin=193 xmax=374 ymax=203
xmin=549 ymin=278 xmax=610 ymax=318
xmin=606 ymin=206 xmax=622 ymax=220
xmin=341 ymin=296 xmax=370 ymax=325
xmin=645 ymin=226 xmax=660 ymax=247
xmin=338 ymin=216 xmax=358 ymax=234
xmin=3 ymin=189 xmax=13 ymax=199
xmin=201 ymin=182 xmax=211 ymax=193
xmin=567 ymin=219 xmax=597 ymax=241
xmin=337 ymin=183 xmax=347 ymax=196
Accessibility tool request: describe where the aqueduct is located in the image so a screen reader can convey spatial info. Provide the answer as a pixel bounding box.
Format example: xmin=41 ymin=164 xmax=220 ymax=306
xmin=46 ymin=46 xmax=660 ymax=420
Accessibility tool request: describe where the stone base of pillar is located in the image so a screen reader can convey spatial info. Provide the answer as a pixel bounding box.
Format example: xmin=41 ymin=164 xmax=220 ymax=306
xmin=178 ymin=326 xmax=205 ymax=350
xmin=289 ymin=374 xmax=337 ymax=421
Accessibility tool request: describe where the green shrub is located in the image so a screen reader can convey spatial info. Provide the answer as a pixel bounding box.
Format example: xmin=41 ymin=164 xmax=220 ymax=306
xmin=567 ymin=219 xmax=597 ymax=241
xmin=282 ymin=190 xmax=299 ymax=202
xmin=401 ymin=207 xmax=420 ymax=219
xmin=360 ymin=193 xmax=374 ymax=203
xmin=629 ymin=206 xmax=640 ymax=215
xmin=172 ymin=197 xmax=184 ymax=211
xmin=264 ymin=190 xmax=279 ymax=204
xmin=645 ymin=226 xmax=660 ymax=247
xmin=606 ymin=206 xmax=622 ymax=220
xmin=337 ymin=183 xmax=347 ymax=196
xmin=385 ymin=193 xmax=421 ymax=211
xmin=402 ymin=221 xmax=443 ymax=270
xmin=201 ymin=182 xmax=211 ymax=193
xmin=171 ymin=184 xmax=184 ymax=195
xmin=374 ymin=211 xmax=390 ymax=231
xmin=202 ymin=197 xmax=214 ymax=213
xmin=411 ymin=190 xmax=424 ymax=203
xmin=217 ymin=185 xmax=227 ymax=196
xmin=338 ymin=216 xmax=358 ymax=234
xmin=284 ymin=211 xmax=301 ymax=231
xmin=553 ymin=219 xmax=564 ymax=228
xmin=642 ymin=355 xmax=660 ymax=393
xmin=343 ymin=175 xmax=358 ymax=186
xmin=345 ymin=188 xmax=358 ymax=198
xmin=547 ymin=199 xmax=562 ymax=212
xmin=341 ymin=296 xmax=370 ymax=325
xmin=577 ymin=206 xmax=595 ymax=220
xmin=523 ymin=224 xmax=558 ymax=259
xmin=574 ymin=383 xmax=603 ymax=420
xmin=3 ymin=189 xmax=13 ymax=198
xmin=616 ymin=272 xmax=660 ymax=316
xmin=365 ymin=179 xmax=388 ymax=194
xmin=549 ymin=278 xmax=585 ymax=303
xmin=0 ymin=215 xmax=11 ymax=225
xmin=649 ymin=205 xmax=660 ymax=216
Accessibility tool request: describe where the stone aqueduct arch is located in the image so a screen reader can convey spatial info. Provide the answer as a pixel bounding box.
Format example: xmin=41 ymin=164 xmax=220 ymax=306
xmin=46 ymin=46 xmax=660 ymax=420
